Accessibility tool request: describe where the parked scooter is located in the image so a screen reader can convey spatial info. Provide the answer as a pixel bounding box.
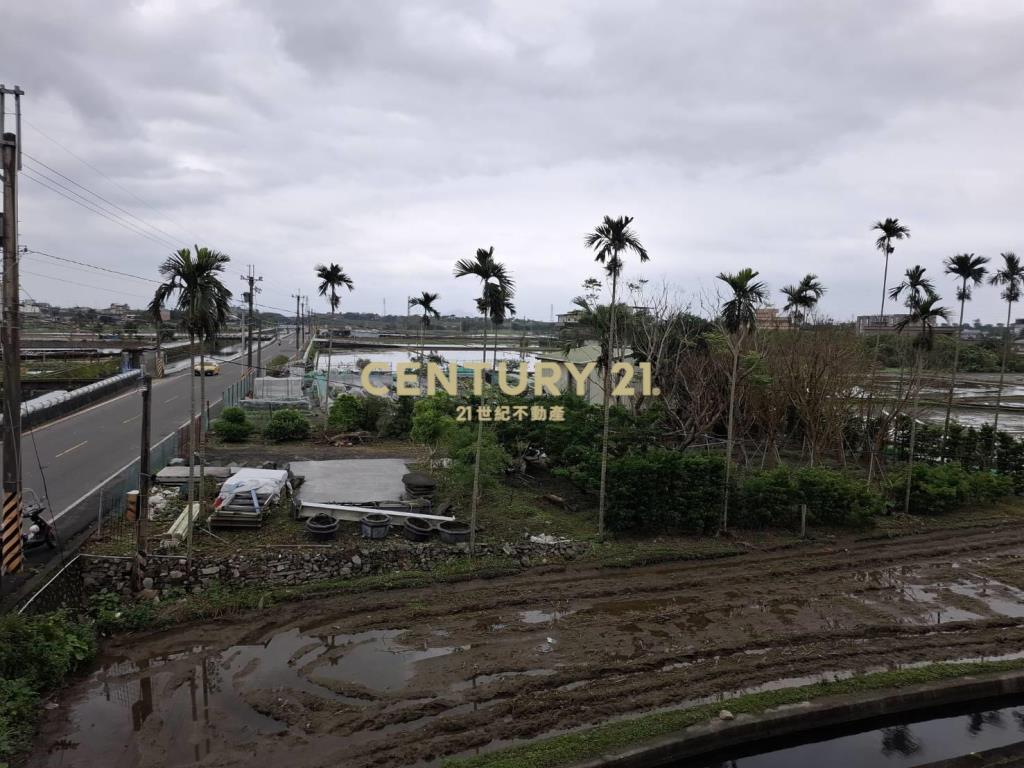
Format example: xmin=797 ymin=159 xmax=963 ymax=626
xmin=21 ymin=489 xmax=57 ymax=550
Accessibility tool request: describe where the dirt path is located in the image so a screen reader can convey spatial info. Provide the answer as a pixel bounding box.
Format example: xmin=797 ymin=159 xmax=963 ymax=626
xmin=33 ymin=524 xmax=1024 ymax=768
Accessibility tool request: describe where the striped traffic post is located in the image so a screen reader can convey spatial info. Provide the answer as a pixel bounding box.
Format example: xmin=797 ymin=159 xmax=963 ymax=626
xmin=1 ymin=490 xmax=23 ymax=574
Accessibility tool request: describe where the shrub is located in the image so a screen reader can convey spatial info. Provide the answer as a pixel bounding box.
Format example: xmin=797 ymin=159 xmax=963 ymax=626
xmin=0 ymin=612 xmax=97 ymax=763
xmin=220 ymin=406 xmax=246 ymax=424
xmin=895 ymin=464 xmax=1015 ymax=515
xmin=212 ymin=407 xmax=253 ymax=442
xmin=735 ymin=468 xmax=798 ymax=529
xmin=328 ymin=394 xmax=363 ymax=431
xmin=378 ymin=396 xmax=414 ymax=438
xmin=795 ymin=467 xmax=883 ymax=529
xmin=0 ymin=611 xmax=95 ymax=691
xmin=606 ymin=450 xmax=724 ymax=535
xmin=263 ymin=409 xmax=311 ymax=442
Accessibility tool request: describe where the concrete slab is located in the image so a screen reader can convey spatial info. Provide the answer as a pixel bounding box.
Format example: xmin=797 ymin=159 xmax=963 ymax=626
xmin=154 ymin=466 xmax=237 ymax=484
xmin=291 ymin=458 xmax=410 ymax=505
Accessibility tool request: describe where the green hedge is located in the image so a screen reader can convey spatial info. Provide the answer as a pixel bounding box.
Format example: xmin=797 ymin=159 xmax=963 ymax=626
xmin=606 ymin=450 xmax=724 ymax=535
xmin=893 ymin=464 xmax=1015 ymax=515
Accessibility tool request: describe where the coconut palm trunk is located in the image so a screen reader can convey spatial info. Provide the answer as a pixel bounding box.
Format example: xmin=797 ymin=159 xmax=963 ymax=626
xmin=942 ymin=289 xmax=968 ymax=453
xmin=903 ymin=348 xmax=924 ymax=515
xmin=866 ymin=239 xmax=891 ymax=484
xmin=722 ymin=332 xmax=741 ymax=532
xmin=470 ymin=306 xmax=488 ymax=555
xmin=597 ymin=270 xmax=618 ymax=538
xmin=199 ymin=342 xmax=207 ymax=516
xmin=186 ymin=335 xmax=197 ymax=568
xmin=324 ymin=310 xmax=335 ymax=427
xmin=993 ymin=297 xmax=1013 ymax=436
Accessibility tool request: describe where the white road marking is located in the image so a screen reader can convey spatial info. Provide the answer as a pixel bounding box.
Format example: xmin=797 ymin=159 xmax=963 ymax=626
xmin=164 ymin=395 xmax=179 ymax=404
xmin=122 ymin=414 xmax=140 ymax=424
xmin=54 ymin=440 xmax=88 ymax=459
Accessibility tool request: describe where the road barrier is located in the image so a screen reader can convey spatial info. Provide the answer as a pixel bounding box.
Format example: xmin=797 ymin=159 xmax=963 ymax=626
xmin=1 ymin=370 xmax=142 ymax=430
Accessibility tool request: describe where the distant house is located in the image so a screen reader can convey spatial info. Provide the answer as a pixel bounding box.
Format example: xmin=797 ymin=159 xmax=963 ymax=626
xmin=19 ymin=300 xmax=40 ymax=315
xmin=755 ymin=307 xmax=792 ymax=331
xmin=856 ymin=313 xmax=955 ymax=336
xmin=535 ymin=342 xmax=632 ymax=405
xmin=556 ymin=309 xmax=584 ymax=327
xmin=106 ymin=302 xmax=131 ymax=317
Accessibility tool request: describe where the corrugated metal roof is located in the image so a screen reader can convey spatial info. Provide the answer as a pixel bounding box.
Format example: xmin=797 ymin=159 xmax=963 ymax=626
xmin=537 ymin=342 xmax=632 ymax=364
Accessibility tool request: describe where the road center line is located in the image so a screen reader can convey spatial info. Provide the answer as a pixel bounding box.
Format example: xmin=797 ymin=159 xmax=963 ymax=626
xmin=164 ymin=395 xmax=179 ymax=403
xmin=122 ymin=414 xmax=140 ymax=424
xmin=54 ymin=440 xmax=88 ymax=459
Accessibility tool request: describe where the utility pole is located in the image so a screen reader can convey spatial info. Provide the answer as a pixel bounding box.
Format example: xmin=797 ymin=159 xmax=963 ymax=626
xmin=240 ymin=266 xmax=261 ymax=371
xmin=133 ymin=375 xmax=152 ymax=591
xmin=1 ymin=85 xmax=24 ymax=579
xmin=303 ymin=295 xmax=310 ymax=339
xmin=292 ymin=292 xmax=301 ymax=350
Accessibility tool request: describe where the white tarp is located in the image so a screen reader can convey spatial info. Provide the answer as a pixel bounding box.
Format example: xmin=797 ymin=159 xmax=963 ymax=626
xmin=214 ymin=468 xmax=289 ymax=512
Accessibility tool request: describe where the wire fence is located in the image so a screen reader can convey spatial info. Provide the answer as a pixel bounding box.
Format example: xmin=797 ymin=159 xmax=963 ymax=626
xmin=92 ymin=372 xmax=253 ymax=547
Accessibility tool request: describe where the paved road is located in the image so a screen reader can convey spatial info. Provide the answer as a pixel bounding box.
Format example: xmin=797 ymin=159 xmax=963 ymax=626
xmin=15 ymin=333 xmax=298 ymax=564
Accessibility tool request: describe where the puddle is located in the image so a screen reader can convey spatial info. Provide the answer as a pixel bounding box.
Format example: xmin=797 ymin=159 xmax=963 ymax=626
xmin=451 ymin=668 xmax=556 ymax=691
xmin=37 ymin=625 xmax=468 ymax=767
xmin=520 ymin=608 xmax=577 ymax=624
xmin=312 ymin=629 xmax=469 ymax=693
xmin=850 ymin=565 xmax=1024 ymax=625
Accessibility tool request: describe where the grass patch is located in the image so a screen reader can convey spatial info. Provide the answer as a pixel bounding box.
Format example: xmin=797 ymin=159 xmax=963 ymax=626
xmin=442 ymin=659 xmax=1024 ymax=768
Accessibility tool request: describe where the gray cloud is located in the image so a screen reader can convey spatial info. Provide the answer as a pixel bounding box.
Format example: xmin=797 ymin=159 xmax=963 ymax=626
xmin=2 ymin=0 xmax=1023 ymax=322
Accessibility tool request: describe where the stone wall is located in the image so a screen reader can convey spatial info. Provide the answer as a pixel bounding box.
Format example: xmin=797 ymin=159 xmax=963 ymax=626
xmin=80 ymin=538 xmax=591 ymax=597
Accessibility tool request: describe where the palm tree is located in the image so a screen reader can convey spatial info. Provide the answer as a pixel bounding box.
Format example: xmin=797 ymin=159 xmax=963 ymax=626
xmin=896 ymin=294 xmax=950 ymax=515
xmin=454 ymin=247 xmax=515 ymax=553
xmin=583 ymin=215 xmax=649 ymax=537
xmin=716 ymin=268 xmax=768 ymax=532
xmin=941 ymin=254 xmax=989 ymax=447
xmin=408 ymin=291 xmax=441 ymax=379
xmin=483 ymin=284 xmax=515 ymax=369
xmin=866 ymin=218 xmax=910 ymax=481
xmin=315 ymin=263 xmax=354 ymax=426
xmin=872 ymin=218 xmax=911 ymax=323
xmin=780 ymin=274 xmax=825 ymax=327
xmin=989 ymin=252 xmax=1024 ymax=436
xmin=149 ymin=246 xmax=232 ymax=567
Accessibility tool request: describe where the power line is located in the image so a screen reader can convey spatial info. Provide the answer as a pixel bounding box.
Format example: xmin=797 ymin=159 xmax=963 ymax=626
xmin=22 ymin=248 xmax=159 ymax=284
xmin=21 ymin=170 xmax=177 ymax=250
xmin=22 ymin=161 xmax=180 ymax=249
xmin=22 ymin=117 xmax=204 ymax=244
xmin=20 ymin=268 xmax=145 ymax=299
xmin=23 ymin=152 xmax=187 ymax=248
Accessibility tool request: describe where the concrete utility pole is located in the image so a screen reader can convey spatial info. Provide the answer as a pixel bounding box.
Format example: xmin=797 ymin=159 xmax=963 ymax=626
xmin=292 ymin=292 xmax=301 ymax=350
xmin=133 ymin=375 xmax=152 ymax=591
xmin=240 ymin=266 xmax=261 ymax=371
xmin=1 ymin=84 xmax=24 ymax=579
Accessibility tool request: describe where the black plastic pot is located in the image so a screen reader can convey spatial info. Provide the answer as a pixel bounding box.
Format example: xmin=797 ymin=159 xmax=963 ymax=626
xmin=360 ymin=512 xmax=391 ymax=540
xmin=438 ymin=520 xmax=471 ymax=544
xmin=305 ymin=513 xmax=339 ymax=541
xmin=403 ymin=516 xmax=432 ymax=542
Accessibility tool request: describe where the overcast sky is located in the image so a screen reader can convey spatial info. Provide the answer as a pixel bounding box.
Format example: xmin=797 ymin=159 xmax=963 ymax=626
xmin=2 ymin=0 xmax=1024 ymax=323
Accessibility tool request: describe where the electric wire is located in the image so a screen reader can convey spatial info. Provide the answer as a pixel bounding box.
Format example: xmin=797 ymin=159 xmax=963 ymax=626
xmin=20 ymin=170 xmax=176 ymax=250
xmin=23 ymin=152 xmax=186 ymax=248
xmin=22 ymin=117 xmax=204 ymax=245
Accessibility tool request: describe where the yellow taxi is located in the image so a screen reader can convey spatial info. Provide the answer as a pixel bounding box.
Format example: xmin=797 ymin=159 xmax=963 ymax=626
xmin=193 ymin=361 xmax=221 ymax=376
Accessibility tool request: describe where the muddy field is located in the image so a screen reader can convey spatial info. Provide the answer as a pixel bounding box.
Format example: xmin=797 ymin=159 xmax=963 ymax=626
xmin=33 ymin=523 xmax=1024 ymax=768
